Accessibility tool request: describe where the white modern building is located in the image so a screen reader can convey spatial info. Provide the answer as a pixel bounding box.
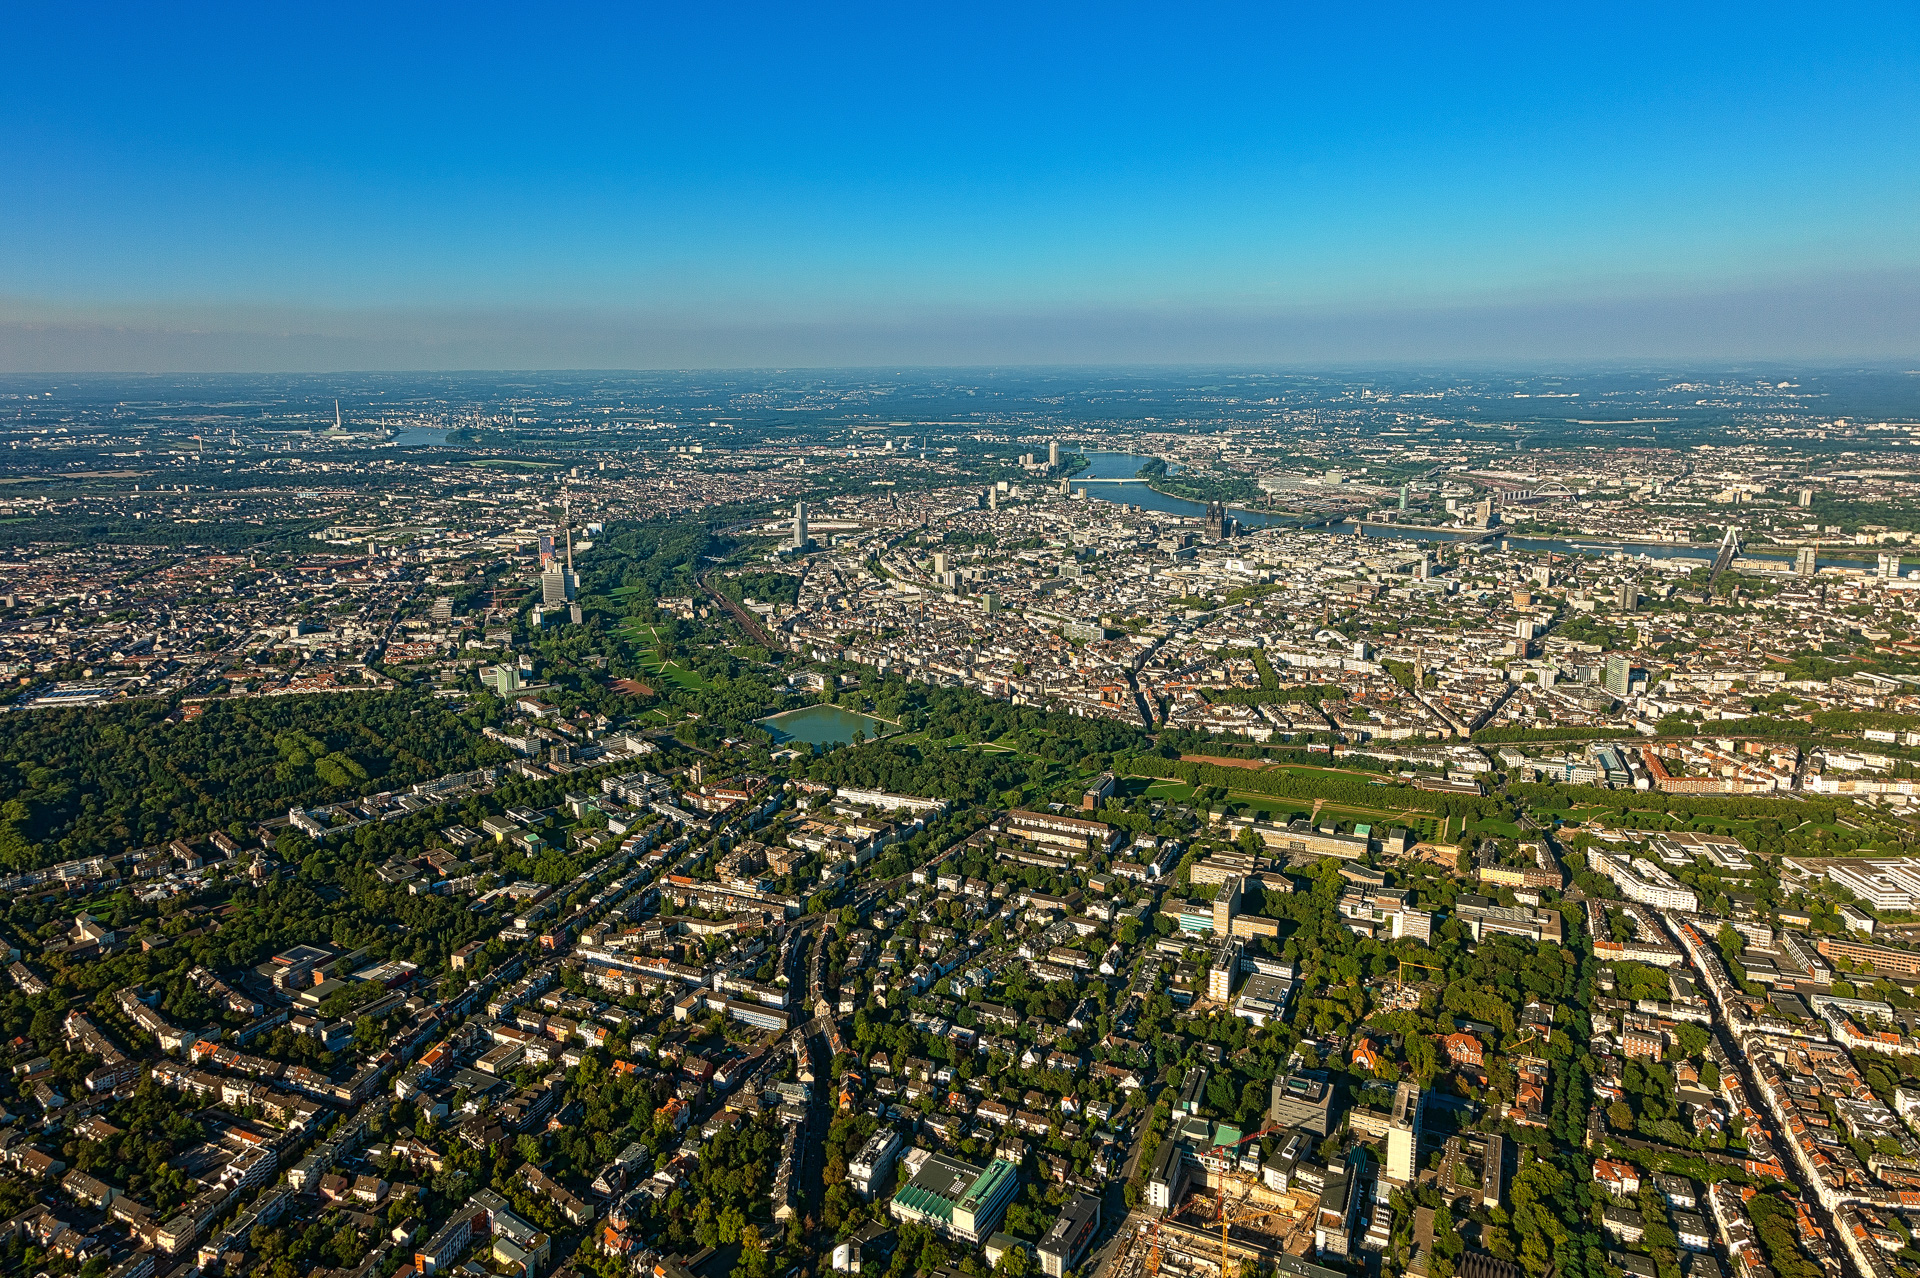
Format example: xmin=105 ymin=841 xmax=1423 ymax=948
xmin=1384 ymin=1081 xmax=1422 ymax=1184
xmin=1592 ymin=852 xmax=1699 ymax=912
xmin=850 ymin=1128 xmax=903 ymax=1199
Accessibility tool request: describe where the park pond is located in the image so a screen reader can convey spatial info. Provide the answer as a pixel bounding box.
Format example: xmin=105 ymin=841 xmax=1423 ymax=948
xmin=755 ymin=704 xmax=897 ymax=750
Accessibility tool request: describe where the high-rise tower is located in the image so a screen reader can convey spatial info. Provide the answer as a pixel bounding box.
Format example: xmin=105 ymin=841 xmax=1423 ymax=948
xmin=1385 ymin=1081 xmax=1423 ymax=1185
xmin=542 ymin=492 xmax=578 ymax=608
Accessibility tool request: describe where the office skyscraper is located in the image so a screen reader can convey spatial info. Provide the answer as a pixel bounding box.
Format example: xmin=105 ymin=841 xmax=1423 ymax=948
xmin=1604 ymin=653 xmax=1631 ymax=698
xmin=538 ymin=495 xmax=579 ymax=609
xmin=1795 ymin=547 xmax=1817 ymax=577
xmin=792 ymin=501 xmax=809 ymax=550
xmin=542 ymin=504 xmax=578 ymax=607
xmin=1385 ymin=1082 xmax=1422 ymax=1184
xmin=1212 ymin=874 xmax=1243 ymax=936
xmin=1049 ymin=439 xmax=1060 ymax=467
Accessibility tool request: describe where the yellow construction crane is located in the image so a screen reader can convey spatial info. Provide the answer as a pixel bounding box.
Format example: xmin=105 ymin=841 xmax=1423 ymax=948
xmin=1396 ymin=957 xmax=1442 ymax=985
xmin=1142 ymin=1218 xmax=1164 ymax=1278
xmin=1206 ymin=1143 xmax=1316 ymax=1278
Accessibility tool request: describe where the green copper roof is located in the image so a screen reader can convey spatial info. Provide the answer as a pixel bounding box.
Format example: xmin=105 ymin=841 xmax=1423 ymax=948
xmin=960 ymin=1158 xmax=1019 ymax=1212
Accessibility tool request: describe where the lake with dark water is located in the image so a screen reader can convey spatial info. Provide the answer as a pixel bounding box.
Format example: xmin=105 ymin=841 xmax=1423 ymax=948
xmin=756 ymin=704 xmax=896 ymax=750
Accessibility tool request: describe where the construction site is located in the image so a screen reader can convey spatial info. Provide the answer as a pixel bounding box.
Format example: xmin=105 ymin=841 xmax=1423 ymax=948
xmin=1102 ymin=1154 xmax=1328 ymax=1278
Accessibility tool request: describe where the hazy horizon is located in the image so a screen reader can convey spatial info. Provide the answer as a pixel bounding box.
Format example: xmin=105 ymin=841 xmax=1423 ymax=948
xmin=5 ymin=268 xmax=1919 ymax=374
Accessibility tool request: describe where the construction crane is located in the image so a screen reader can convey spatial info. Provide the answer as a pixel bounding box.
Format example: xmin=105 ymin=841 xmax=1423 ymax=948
xmin=1206 ymin=1127 xmax=1295 ymax=1278
xmin=1217 ymin=1123 xmax=1279 ymax=1154
xmin=1213 ymin=1197 xmax=1305 ymax=1278
xmin=1206 ymin=1127 xmax=1280 ymax=1221
xmin=1396 ymin=957 xmax=1442 ymax=985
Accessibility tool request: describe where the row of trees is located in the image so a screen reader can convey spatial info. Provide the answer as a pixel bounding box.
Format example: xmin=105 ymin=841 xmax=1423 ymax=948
xmin=1124 ymin=755 xmax=1503 ymax=821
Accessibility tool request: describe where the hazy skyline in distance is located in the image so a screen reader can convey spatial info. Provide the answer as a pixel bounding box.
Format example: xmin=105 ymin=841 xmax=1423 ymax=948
xmin=4 ymin=2 xmax=1919 ymax=371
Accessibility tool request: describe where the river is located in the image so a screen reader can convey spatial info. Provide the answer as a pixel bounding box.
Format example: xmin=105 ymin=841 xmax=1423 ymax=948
xmin=1070 ymin=451 xmax=1297 ymax=528
xmin=1071 ymin=451 xmax=1863 ymax=569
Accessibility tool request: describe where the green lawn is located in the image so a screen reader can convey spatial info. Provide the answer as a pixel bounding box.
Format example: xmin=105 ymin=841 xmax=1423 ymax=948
xmin=626 ymin=644 xmax=706 ymax=691
xmin=1222 ymin=792 xmax=1309 ymax=820
xmin=1268 ymin=762 xmax=1395 ymax=782
xmin=653 ymin=661 xmax=706 ymax=691
xmin=1125 ymin=772 xmax=1440 ymax=837
xmin=1526 ymin=804 xmax=1606 ymax=826
xmin=1227 ymin=789 xmax=1429 ymax=829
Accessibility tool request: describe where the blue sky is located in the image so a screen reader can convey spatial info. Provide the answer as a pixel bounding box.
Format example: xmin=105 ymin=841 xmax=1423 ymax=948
xmin=4 ymin=2 xmax=1919 ymax=368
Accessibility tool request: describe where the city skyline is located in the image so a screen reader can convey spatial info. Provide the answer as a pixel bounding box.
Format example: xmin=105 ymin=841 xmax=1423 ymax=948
xmin=0 ymin=365 xmax=1913 ymax=1278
